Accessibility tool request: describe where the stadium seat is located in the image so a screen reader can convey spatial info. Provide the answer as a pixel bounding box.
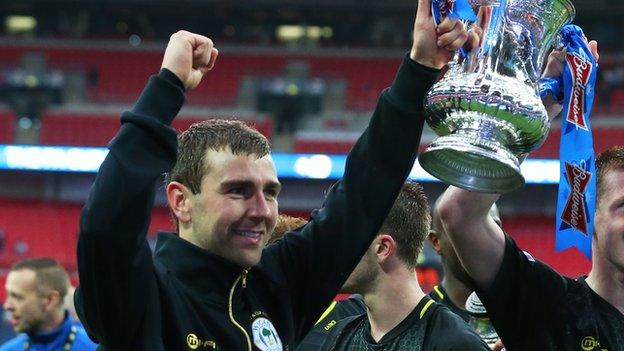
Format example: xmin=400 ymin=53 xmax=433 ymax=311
xmin=0 ymin=111 xmax=15 ymax=144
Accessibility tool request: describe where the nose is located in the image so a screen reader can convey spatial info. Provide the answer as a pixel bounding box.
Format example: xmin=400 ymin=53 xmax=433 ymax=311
xmin=248 ymin=192 xmax=272 ymax=220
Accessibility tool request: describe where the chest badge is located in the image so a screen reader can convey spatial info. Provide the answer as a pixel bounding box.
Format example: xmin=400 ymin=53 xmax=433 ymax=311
xmin=251 ymin=317 xmax=283 ymax=351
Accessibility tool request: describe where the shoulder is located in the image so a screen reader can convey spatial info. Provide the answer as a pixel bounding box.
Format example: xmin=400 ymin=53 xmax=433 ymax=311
xmin=73 ymin=326 xmax=99 ymax=350
xmin=0 ymin=335 xmax=27 ymax=351
xmin=425 ymin=305 xmax=489 ymax=350
xmin=317 ymin=314 xmax=367 ymax=351
xmin=333 ymin=295 xmax=366 ymax=319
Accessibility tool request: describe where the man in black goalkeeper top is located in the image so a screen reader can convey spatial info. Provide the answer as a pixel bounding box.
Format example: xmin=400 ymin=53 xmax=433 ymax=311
xmin=435 ymin=40 xmax=624 ymax=350
xmin=74 ymin=0 xmax=480 ymax=350
xmin=320 ymin=182 xmax=489 ymax=351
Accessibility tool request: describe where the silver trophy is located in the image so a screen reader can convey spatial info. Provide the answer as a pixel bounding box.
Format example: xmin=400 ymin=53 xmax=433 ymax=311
xmin=419 ymin=0 xmax=575 ymax=193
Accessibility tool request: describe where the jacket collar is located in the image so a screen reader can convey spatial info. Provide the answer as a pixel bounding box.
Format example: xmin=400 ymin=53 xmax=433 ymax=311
xmin=154 ymin=232 xmax=246 ymax=296
xmin=26 ymin=311 xmax=73 ymax=345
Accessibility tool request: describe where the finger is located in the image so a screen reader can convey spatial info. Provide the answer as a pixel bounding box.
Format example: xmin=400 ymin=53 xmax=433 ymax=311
xmin=445 ymin=31 xmax=469 ymax=51
xmin=197 ymin=48 xmax=219 ymax=75
xmin=416 ymin=0 xmax=433 ymax=20
xmin=464 ymin=27 xmax=482 ymax=51
xmin=588 ymin=40 xmax=599 ymax=62
xmin=190 ymin=34 xmax=213 ymax=52
xmin=437 ymin=22 xmax=466 ymax=47
xmin=207 ymin=48 xmax=219 ymax=70
xmin=547 ymin=50 xmax=566 ymax=65
xmin=192 ymin=44 xmax=209 ymax=68
xmin=437 ymin=17 xmax=463 ymax=34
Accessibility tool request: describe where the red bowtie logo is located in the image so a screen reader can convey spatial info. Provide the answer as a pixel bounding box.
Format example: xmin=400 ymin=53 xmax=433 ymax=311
xmin=565 ymin=53 xmax=593 ymax=131
xmin=561 ymin=162 xmax=592 ymax=235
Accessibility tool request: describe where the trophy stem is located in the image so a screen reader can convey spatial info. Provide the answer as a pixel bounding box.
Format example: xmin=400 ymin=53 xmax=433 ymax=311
xmin=419 ymin=133 xmax=525 ymax=193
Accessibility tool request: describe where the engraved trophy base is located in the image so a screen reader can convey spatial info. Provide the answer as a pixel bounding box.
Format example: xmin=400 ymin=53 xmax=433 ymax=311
xmin=419 ymin=133 xmax=524 ymax=193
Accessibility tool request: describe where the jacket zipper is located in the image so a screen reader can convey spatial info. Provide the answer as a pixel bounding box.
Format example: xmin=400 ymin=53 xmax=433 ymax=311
xmin=228 ymin=271 xmax=252 ymax=351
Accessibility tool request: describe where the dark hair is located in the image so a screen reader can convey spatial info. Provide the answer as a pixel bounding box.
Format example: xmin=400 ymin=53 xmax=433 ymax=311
xmin=596 ymin=146 xmax=624 ymax=209
xmin=379 ymin=182 xmax=431 ymax=269
xmin=268 ymin=215 xmax=308 ymax=244
xmin=11 ymin=258 xmax=70 ymax=299
xmin=166 ymin=119 xmax=271 ymax=194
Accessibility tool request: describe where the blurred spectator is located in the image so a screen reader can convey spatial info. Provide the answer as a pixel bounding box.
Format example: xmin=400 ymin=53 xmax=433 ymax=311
xmin=0 ymin=258 xmax=96 ymax=350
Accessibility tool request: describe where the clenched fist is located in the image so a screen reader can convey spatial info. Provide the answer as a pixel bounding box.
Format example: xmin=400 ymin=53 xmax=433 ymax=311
xmin=161 ymin=30 xmax=219 ymax=91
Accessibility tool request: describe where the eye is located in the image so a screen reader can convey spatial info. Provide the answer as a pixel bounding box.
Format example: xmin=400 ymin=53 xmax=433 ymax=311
xmin=228 ymin=187 xmax=246 ymax=196
xmin=264 ymin=187 xmax=280 ymax=200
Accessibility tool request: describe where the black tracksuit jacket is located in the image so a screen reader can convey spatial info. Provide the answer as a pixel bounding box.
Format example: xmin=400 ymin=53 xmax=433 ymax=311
xmin=75 ymin=55 xmax=440 ymax=350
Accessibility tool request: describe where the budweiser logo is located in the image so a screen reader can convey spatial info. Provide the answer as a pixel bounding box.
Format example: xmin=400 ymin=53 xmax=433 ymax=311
xmin=565 ymin=53 xmax=593 ymax=130
xmin=561 ymin=161 xmax=592 ymax=235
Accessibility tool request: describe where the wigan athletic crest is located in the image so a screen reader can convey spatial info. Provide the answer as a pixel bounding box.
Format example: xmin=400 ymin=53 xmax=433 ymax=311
xmin=251 ymin=317 xmax=283 ymax=351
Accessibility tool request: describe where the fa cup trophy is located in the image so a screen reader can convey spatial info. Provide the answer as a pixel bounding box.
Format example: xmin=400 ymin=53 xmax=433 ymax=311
xmin=419 ymin=0 xmax=575 ymax=192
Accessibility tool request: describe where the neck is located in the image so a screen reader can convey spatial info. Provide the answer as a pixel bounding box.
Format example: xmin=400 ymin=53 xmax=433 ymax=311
xmin=363 ymin=270 xmax=425 ymax=342
xmin=440 ymin=273 xmax=472 ymax=311
xmin=39 ymin=309 xmax=66 ymax=334
xmin=586 ymin=258 xmax=624 ymax=314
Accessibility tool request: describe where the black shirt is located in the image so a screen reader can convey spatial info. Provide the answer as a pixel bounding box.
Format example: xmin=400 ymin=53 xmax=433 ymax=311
xmin=428 ymin=285 xmax=471 ymax=322
xmin=321 ymin=297 xmax=489 ymax=350
xmin=297 ymin=295 xmax=367 ymax=351
xmin=75 ymin=56 xmax=439 ymax=351
xmin=477 ymin=235 xmax=624 ymax=350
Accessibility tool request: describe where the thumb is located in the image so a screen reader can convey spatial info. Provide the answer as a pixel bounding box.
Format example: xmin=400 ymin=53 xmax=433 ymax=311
xmin=416 ymin=0 xmax=433 ymax=20
xmin=588 ymin=40 xmax=599 ymax=62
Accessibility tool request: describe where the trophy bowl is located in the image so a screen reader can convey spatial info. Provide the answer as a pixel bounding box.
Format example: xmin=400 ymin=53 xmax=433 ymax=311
xmin=419 ymin=0 xmax=575 ymax=193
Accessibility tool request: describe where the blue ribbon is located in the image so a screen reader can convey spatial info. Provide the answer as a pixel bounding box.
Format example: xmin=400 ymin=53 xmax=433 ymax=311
xmin=431 ymin=0 xmax=477 ymax=58
xmin=539 ymin=77 xmax=563 ymax=103
xmin=555 ymin=25 xmax=598 ymax=259
xmin=431 ymin=0 xmax=477 ymax=26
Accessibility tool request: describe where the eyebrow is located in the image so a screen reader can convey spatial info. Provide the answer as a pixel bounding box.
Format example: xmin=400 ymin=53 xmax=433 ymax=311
xmin=220 ymin=179 xmax=282 ymax=191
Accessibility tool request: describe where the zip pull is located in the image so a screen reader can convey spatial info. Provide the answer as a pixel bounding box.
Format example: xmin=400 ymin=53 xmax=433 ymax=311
xmin=242 ymin=269 xmax=249 ymax=288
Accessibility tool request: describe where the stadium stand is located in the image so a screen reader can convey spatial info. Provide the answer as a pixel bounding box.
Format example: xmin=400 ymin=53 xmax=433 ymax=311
xmin=38 ymin=111 xmax=274 ymax=146
xmin=0 ymin=110 xmax=14 ymax=144
xmin=0 ymin=45 xmax=401 ymax=111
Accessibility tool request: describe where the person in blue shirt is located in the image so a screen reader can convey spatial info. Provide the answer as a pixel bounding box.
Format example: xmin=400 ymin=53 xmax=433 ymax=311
xmin=0 ymin=258 xmax=96 ymax=351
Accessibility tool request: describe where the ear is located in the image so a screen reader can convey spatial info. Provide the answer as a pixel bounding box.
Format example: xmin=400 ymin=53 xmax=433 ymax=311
xmin=374 ymin=234 xmax=396 ymax=263
xmin=428 ymin=231 xmax=442 ymax=254
xmin=166 ymin=181 xmax=193 ymax=224
xmin=43 ymin=290 xmax=62 ymax=312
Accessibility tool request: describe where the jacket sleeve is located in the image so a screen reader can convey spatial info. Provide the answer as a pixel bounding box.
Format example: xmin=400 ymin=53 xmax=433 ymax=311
xmin=75 ymin=69 xmax=184 ymax=349
xmin=261 ymin=54 xmax=441 ymax=340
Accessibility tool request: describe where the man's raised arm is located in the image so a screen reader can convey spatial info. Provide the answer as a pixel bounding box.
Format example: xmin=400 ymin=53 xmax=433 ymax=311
xmin=436 ymin=187 xmax=505 ymax=290
xmin=76 ymin=31 xmax=217 ymax=349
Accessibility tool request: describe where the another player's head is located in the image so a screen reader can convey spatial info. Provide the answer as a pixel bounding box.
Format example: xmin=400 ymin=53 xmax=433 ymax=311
xmin=166 ymin=119 xmax=280 ymax=268
xmin=4 ymin=258 xmax=70 ymax=333
xmin=593 ymin=146 xmax=624 ymax=272
xmin=341 ymin=182 xmax=431 ymax=294
xmin=268 ymin=214 xmax=308 ymax=244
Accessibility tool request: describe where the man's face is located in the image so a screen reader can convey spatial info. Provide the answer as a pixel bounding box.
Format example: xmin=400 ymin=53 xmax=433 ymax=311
xmin=340 ymin=246 xmax=378 ymax=294
xmin=3 ymin=269 xmax=48 ymax=333
xmin=594 ymin=169 xmax=624 ymax=271
xmin=188 ymin=148 xmax=280 ymax=268
xmin=429 ymin=215 xmax=475 ymax=290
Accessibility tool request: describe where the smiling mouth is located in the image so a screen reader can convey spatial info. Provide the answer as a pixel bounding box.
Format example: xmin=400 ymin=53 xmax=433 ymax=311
xmin=233 ymin=230 xmax=262 ymax=240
